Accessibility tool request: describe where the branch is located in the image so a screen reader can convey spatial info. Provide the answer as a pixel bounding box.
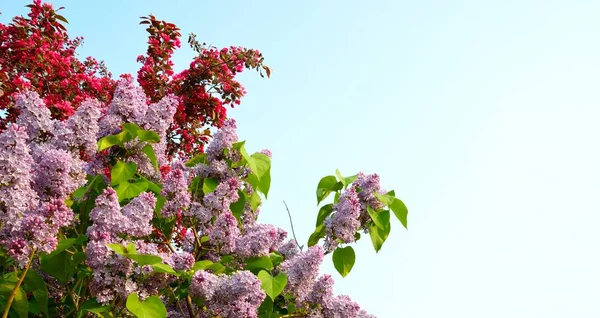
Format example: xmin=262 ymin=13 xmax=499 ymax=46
xmin=2 ymin=250 xmax=35 ymax=318
xmin=283 ymin=201 xmax=303 ymax=251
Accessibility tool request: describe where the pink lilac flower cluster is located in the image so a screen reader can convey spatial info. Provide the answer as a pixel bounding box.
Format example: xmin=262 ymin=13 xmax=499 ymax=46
xmin=86 ymin=188 xmax=158 ymax=303
xmin=0 ymin=90 xmax=100 ymax=265
xmin=190 ymin=270 xmax=265 ymax=318
xmin=323 ymin=172 xmax=387 ymax=252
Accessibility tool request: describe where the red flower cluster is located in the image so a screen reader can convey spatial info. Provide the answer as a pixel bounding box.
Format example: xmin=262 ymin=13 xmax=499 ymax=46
xmin=137 ymin=16 xmax=270 ymax=156
xmin=0 ymin=0 xmax=115 ymax=128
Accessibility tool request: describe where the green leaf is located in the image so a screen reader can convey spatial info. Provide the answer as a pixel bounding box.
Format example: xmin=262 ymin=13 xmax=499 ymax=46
xmin=106 ymin=243 xmax=129 ymax=255
xmin=389 ymin=198 xmax=408 ymax=229
xmin=251 ymin=153 xmax=271 ymax=198
xmin=203 ymin=178 xmax=218 ymax=195
xmin=115 ymin=180 xmax=149 ymax=201
xmin=137 ymin=130 xmax=161 ymax=143
xmin=307 ymin=224 xmax=326 ymax=247
xmin=235 ymin=141 xmax=258 ymax=174
xmin=141 ymin=145 xmax=158 ymax=171
xmin=126 ymin=254 xmax=162 ymax=266
xmin=23 ymin=271 xmax=48 ymax=316
xmin=185 ymin=153 xmax=207 ymax=167
xmin=152 ymin=264 xmax=177 ymax=275
xmin=121 ymin=123 xmax=141 ymax=138
xmin=316 ymin=204 xmax=334 ymax=227
xmin=258 ymin=297 xmax=273 ymax=318
xmin=126 ymin=294 xmax=167 ymax=318
xmin=143 ymin=179 xmax=162 ymax=195
xmin=40 ymin=251 xmax=86 ymax=284
xmin=244 ymin=256 xmax=273 ymax=272
xmin=73 ymin=175 xmax=104 ymax=200
xmin=0 ymin=283 xmax=28 ymax=318
xmin=316 ymin=176 xmax=343 ymax=205
xmin=97 ymin=130 xmax=133 ymax=151
xmin=332 ymin=246 xmax=356 ymax=277
xmin=192 ymin=260 xmax=214 ymax=271
xmin=345 ymin=175 xmax=357 ymax=186
xmin=257 ymin=270 xmax=287 ymax=300
xmin=79 ymin=299 xmax=110 ymax=318
xmin=230 ymin=190 xmax=247 ymax=222
xmin=249 ymin=191 xmax=261 ymax=211
xmin=335 ymin=169 xmax=346 ymax=187
xmin=367 ymin=206 xmax=390 ymax=230
xmin=111 ymin=161 xmax=137 ymax=186
xmin=269 ymin=252 xmax=284 ymax=267
xmin=369 ymin=221 xmax=391 ymax=252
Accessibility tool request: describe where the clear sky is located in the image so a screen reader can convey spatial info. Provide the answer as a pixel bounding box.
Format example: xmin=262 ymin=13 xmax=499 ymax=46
xmin=3 ymin=1 xmax=600 ymax=317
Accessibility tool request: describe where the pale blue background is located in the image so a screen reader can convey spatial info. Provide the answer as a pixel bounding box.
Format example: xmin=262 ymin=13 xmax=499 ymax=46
xmin=3 ymin=1 xmax=600 ymax=317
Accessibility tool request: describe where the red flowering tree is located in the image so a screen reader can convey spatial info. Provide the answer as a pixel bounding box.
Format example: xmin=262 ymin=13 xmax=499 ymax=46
xmin=0 ymin=0 xmax=115 ymax=126
xmin=0 ymin=1 xmax=270 ymax=156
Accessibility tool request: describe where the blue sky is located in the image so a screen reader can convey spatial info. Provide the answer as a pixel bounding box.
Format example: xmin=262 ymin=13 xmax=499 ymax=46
xmin=3 ymin=1 xmax=600 ymax=317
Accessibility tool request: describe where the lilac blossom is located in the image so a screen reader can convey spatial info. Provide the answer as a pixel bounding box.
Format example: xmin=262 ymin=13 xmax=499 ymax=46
xmin=353 ymin=172 xmax=384 ymax=211
xmin=14 ymin=90 xmax=54 ymax=142
xmin=323 ymin=295 xmax=362 ymax=318
xmin=210 ymin=212 xmax=240 ymax=254
xmin=203 ymin=177 xmax=240 ymax=213
xmin=190 ymin=270 xmax=265 ymax=318
xmin=206 ymin=119 xmax=238 ymax=161
xmin=121 ymin=192 xmax=156 ymax=237
xmin=278 ymin=239 xmax=300 ymax=259
xmin=106 ymin=77 xmax=148 ymax=123
xmin=142 ymin=95 xmax=178 ymax=139
xmin=32 ymin=148 xmax=86 ymax=200
xmin=280 ymin=245 xmax=325 ymax=302
xmin=0 ymin=124 xmax=38 ymax=225
xmin=53 ymin=98 xmax=102 ymax=157
xmin=166 ymin=252 xmax=195 ymax=271
xmin=161 ymin=168 xmax=191 ymax=217
xmin=324 ymin=187 xmax=361 ymax=251
xmin=235 ymin=223 xmax=287 ymax=258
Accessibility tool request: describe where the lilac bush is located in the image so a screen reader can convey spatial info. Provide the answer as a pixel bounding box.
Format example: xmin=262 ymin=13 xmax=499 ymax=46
xmin=0 ymin=78 xmax=408 ymax=318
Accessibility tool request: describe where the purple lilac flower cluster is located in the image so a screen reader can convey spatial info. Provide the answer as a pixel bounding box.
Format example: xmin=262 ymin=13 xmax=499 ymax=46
xmin=323 ymin=172 xmax=386 ymax=252
xmin=190 ymin=270 xmax=265 ymax=318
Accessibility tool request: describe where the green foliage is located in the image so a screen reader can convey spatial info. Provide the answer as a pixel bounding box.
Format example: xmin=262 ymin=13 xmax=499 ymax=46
xmin=244 ymin=256 xmax=274 ymax=273
xmin=316 ymin=175 xmax=343 ymax=205
xmin=98 ymin=123 xmax=160 ymax=151
xmin=40 ymin=237 xmax=87 ymax=283
xmin=126 ymin=294 xmax=167 ymax=318
xmin=257 ymin=270 xmax=287 ymax=301
xmin=23 ymin=271 xmax=49 ymax=317
xmin=141 ymin=144 xmax=158 ymax=171
xmin=332 ymin=246 xmax=356 ymax=277
xmin=78 ymin=299 xmax=111 ymax=318
xmin=111 ymin=160 xmax=137 ymax=186
xmin=0 ymin=273 xmax=28 ymax=318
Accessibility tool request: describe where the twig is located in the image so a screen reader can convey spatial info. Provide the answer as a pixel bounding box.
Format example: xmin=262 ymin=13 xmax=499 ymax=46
xmin=2 ymin=250 xmax=35 ymax=318
xmin=283 ymin=201 xmax=303 ymax=251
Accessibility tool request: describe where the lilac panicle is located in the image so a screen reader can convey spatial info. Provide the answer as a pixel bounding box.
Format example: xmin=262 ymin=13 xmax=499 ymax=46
xmin=210 ymin=211 xmax=240 ymax=254
xmin=190 ymin=270 xmax=265 ymax=318
xmin=324 ymin=187 xmax=361 ymax=252
xmin=0 ymin=124 xmax=38 ymax=225
xmin=161 ymin=168 xmax=191 ymax=217
xmin=32 ymin=148 xmax=86 ymax=200
xmin=235 ymin=223 xmax=287 ymax=258
xmin=65 ymin=98 xmax=102 ymax=157
xmin=121 ymin=192 xmax=156 ymax=237
xmin=206 ymin=119 xmax=238 ymax=161
xmin=106 ymin=77 xmax=148 ymax=123
xmin=14 ymin=90 xmax=54 ymax=143
xmin=280 ymin=245 xmax=325 ymax=302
